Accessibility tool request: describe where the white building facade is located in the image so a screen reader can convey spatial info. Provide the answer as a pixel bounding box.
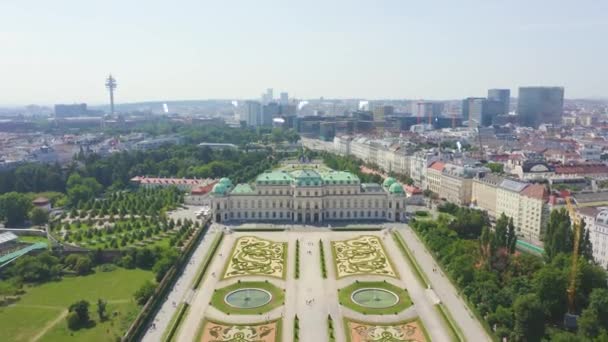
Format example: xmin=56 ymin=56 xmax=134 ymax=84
xmin=210 ymin=169 xmax=407 ymax=224
xmin=579 ymin=207 xmax=608 ymax=270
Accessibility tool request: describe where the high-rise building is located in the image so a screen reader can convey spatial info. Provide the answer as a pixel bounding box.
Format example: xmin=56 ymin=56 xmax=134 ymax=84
xmin=413 ymin=101 xmax=443 ymax=118
xmin=262 ymin=102 xmax=279 ymax=127
xmin=242 ymin=101 xmax=262 ymax=127
xmin=467 ymin=98 xmax=484 ymax=127
xmin=517 ymin=87 xmax=564 ymax=128
xmin=480 ymin=100 xmax=503 ymax=127
xmin=372 ymin=105 xmax=392 ymax=133
xmin=372 ymin=105 xmax=394 ymax=122
xmin=466 ymin=98 xmax=503 ymax=127
xmin=487 ymin=89 xmax=510 ymax=115
xmin=280 ymin=92 xmax=289 ymax=105
xmin=462 ymin=97 xmax=484 ymax=122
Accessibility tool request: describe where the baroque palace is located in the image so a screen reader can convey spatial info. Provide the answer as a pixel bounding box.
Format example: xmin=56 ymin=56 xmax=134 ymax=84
xmin=210 ymin=163 xmax=406 ymax=223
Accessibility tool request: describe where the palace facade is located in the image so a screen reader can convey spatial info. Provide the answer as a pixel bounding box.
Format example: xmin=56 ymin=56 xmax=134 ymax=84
xmin=210 ymin=168 xmax=406 ymax=224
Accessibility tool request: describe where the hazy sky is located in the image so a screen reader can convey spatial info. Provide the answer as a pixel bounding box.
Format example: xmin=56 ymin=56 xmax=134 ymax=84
xmin=1 ymin=0 xmax=607 ymax=105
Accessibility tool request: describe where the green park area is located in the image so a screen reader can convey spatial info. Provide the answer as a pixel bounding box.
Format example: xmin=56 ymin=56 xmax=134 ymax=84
xmin=0 ymin=267 xmax=152 ymax=342
xmin=57 ymin=217 xmax=179 ymax=250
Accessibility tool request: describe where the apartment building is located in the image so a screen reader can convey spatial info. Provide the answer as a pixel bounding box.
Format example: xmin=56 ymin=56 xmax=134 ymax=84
xmin=518 ymin=184 xmax=550 ymax=243
xmin=496 ymin=179 xmax=529 ymax=233
xmin=471 ymin=177 xmax=550 ymax=243
xmin=472 ymin=173 xmax=504 ymax=218
xmin=410 ymin=151 xmax=438 ymax=188
xmin=440 ymin=164 xmax=476 ymax=205
xmin=427 ymin=161 xmax=445 ymax=194
xmin=578 ymin=207 xmax=608 ymax=270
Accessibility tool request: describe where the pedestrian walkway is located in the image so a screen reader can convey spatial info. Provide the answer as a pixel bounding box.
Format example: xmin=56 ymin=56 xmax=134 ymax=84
xmin=141 ymin=226 xmax=220 ymax=342
xmin=396 ymin=225 xmax=491 ymax=342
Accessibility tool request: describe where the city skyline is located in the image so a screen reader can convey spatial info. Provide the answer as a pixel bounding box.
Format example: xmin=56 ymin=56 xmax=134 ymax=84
xmin=1 ymin=0 xmax=607 ymax=105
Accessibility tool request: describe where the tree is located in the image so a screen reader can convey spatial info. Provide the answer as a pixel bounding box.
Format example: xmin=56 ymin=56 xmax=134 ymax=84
xmin=586 ymin=288 xmax=608 ymax=331
xmin=0 ymin=280 xmax=19 ymax=298
xmin=486 ymin=162 xmax=504 ymax=174
xmin=134 ymin=281 xmax=156 ymax=305
xmin=66 ymin=174 xmax=102 ymax=206
xmin=544 ymin=209 xmax=573 ymax=261
xmin=487 ymin=306 xmax=514 ymax=332
xmin=579 ymin=221 xmax=594 ymax=262
xmin=29 ymin=207 xmax=49 ymax=226
xmin=507 ymin=217 xmax=517 ymax=254
xmin=67 ymin=311 xmax=80 ymax=330
xmin=96 ymin=299 xmax=107 ymax=321
xmin=12 ymin=252 xmax=60 ymax=282
xmin=74 ymin=256 xmax=92 ymax=275
xmin=479 ymin=226 xmax=495 ymax=268
xmin=135 ymin=248 xmax=157 ymax=269
xmin=494 ymin=213 xmax=508 ymax=248
xmin=68 ymin=300 xmax=90 ymax=328
xmin=578 ymin=307 xmax=601 ymax=339
xmin=449 ymin=208 xmax=489 ymax=239
xmin=533 ymin=265 xmax=567 ymax=321
xmin=0 ymin=192 xmax=32 ymax=226
xmin=513 ymin=294 xmax=545 ymax=342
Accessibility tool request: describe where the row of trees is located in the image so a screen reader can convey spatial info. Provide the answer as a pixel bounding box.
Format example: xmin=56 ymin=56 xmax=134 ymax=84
xmin=412 ymin=207 xmax=608 ymax=341
xmin=69 ymin=187 xmax=182 ymax=218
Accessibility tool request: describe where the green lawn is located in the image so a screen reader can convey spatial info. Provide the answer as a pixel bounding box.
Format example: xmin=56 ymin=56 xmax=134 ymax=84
xmin=434 ymin=303 xmax=465 ymax=342
xmin=338 ymin=281 xmax=412 ymax=315
xmin=0 ymin=267 xmax=153 ymax=342
xmin=392 ymin=232 xmax=430 ymax=287
xmin=0 ymin=305 xmax=63 ymax=342
xmin=18 ymin=235 xmax=49 ymax=244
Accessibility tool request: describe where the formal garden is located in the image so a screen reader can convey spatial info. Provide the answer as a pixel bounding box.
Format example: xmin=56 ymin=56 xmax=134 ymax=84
xmin=223 ymin=236 xmax=287 ymax=279
xmin=47 ymin=187 xmax=203 ymax=250
xmin=172 ymin=230 xmax=445 ymax=342
xmin=54 ymin=215 xmax=198 ymax=250
xmin=344 ymin=317 xmax=430 ymax=342
xmin=330 ymin=235 xmax=398 ymax=278
xmin=197 ymin=318 xmax=282 ymax=342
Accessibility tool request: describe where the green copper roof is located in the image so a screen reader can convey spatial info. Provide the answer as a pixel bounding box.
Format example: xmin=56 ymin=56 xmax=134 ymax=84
xmin=389 ymin=182 xmax=404 ymax=194
xmin=253 ymin=168 xmax=360 ymax=187
xmin=211 ymin=183 xmax=228 ymax=195
xmin=219 ymin=178 xmax=232 ymax=186
xmin=383 ymin=177 xmax=397 ymax=188
xmin=255 ymin=170 xmax=293 ymax=185
xmin=231 ymin=184 xmax=256 ymax=194
xmin=290 ymin=169 xmax=323 ymax=186
xmin=320 ymin=171 xmax=360 ymax=185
